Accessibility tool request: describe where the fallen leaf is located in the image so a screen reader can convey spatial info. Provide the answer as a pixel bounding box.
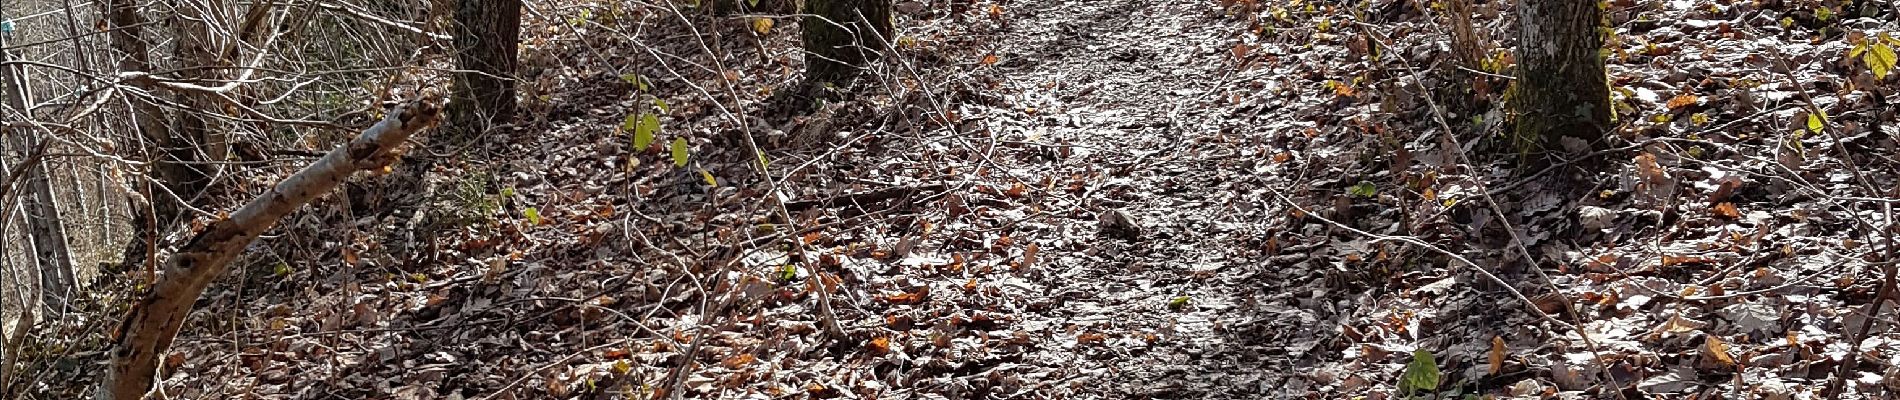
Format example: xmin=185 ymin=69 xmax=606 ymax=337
xmin=1489 ymin=336 xmax=1506 ymax=375
xmin=722 ymin=353 xmax=756 ymax=368
xmin=1699 ymin=335 xmax=1739 ymax=372
xmin=1711 ymin=202 xmax=1740 ymax=219
xmin=1666 ymin=94 xmax=1700 ymax=110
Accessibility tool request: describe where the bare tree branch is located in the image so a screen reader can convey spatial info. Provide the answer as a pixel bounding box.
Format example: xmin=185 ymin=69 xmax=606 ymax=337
xmin=97 ymin=93 xmax=441 ymax=400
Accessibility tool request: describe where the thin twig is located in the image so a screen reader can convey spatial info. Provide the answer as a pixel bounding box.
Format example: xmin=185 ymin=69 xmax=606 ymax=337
xmin=1350 ymin=19 xmax=1627 ymax=398
xmin=1765 ymin=47 xmax=1900 ymax=396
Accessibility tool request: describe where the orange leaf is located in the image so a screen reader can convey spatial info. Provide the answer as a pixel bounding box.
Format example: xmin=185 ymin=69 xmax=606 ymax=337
xmin=1488 ymin=336 xmax=1506 ymax=375
xmin=1666 ymin=94 xmax=1700 ymax=110
xmin=883 ymin=287 xmax=929 ymax=304
xmin=866 ymin=337 xmax=891 ymax=354
xmin=603 ymin=347 xmax=632 ymax=360
xmin=1711 ymin=202 xmax=1740 ymax=219
xmin=722 ymin=353 xmax=756 ymax=368
xmin=980 ymin=54 xmax=999 ymax=65
xmin=1701 ymin=335 xmax=1738 ymax=371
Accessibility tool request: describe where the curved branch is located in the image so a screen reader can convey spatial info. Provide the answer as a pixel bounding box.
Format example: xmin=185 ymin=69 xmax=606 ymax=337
xmin=97 ymin=93 xmax=442 ymax=400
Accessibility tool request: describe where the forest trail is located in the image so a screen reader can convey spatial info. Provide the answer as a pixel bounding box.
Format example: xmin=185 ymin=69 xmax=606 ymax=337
xmin=32 ymin=0 xmax=1889 ymax=397
xmin=972 ymin=1 xmax=1320 ymax=396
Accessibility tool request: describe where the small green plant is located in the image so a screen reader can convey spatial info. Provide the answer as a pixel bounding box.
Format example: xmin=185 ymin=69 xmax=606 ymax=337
xmin=1168 ymin=296 xmax=1192 ymax=310
xmin=1398 ymin=349 xmax=1441 ymax=398
xmin=670 ymin=138 xmax=690 ymax=166
xmin=1349 ymin=181 xmax=1378 ymax=198
xmin=435 ymin=171 xmax=501 ymax=228
xmin=1849 ymin=32 xmax=1899 ymax=80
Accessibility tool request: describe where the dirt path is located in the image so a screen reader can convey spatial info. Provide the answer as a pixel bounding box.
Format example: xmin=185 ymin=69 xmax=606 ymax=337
xmin=971 ymin=1 xmax=1330 ymax=397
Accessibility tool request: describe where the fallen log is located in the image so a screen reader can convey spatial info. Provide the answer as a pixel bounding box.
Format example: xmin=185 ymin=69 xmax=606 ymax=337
xmin=98 ymin=93 xmax=442 ymax=400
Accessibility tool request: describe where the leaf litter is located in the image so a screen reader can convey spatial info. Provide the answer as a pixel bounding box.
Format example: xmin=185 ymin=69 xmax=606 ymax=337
xmin=25 ymin=0 xmax=1900 ymax=398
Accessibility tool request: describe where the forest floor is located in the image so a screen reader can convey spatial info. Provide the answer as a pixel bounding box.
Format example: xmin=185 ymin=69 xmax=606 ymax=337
xmin=21 ymin=0 xmax=1900 ymax=398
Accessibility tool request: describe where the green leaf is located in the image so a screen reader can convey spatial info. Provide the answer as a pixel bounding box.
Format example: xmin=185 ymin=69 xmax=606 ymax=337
xmin=654 ymin=98 xmax=670 ymax=113
xmin=523 ymin=207 xmax=542 ymax=225
xmin=670 ymin=138 xmax=690 ymax=167
xmin=1398 ymin=349 xmax=1441 ymax=397
xmin=273 ymin=261 xmax=292 ymax=277
xmin=748 ymin=0 xmax=760 ymax=7
xmin=699 ymin=169 xmax=718 ymax=186
xmin=1866 ymin=42 xmax=1896 ymax=80
xmin=781 ymin=264 xmax=797 ymax=281
xmin=756 ymin=150 xmax=770 ymax=168
xmin=1348 ymin=181 xmax=1378 ymax=198
xmin=633 ymin=114 xmax=659 ymax=150
xmin=620 ymin=73 xmax=648 ymax=91
xmin=1807 ymin=111 xmax=1824 ymax=134
xmin=620 ymin=114 xmax=638 ymax=133
xmin=1168 ymin=296 xmax=1191 ymax=310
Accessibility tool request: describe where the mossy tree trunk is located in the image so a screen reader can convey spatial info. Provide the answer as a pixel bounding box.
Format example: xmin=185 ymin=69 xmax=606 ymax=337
xmin=1513 ymin=0 xmax=1611 ymax=154
xmin=447 ymin=0 xmax=521 ymax=141
xmin=802 ymin=0 xmax=893 ymax=85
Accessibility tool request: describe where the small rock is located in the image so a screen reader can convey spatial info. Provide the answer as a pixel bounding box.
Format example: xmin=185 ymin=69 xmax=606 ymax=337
xmin=1098 ymin=209 xmax=1142 ymax=240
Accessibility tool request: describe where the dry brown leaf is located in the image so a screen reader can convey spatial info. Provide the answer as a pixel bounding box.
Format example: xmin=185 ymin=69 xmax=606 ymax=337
xmin=1021 ymin=243 xmax=1040 ymax=270
xmin=1663 ymin=255 xmax=1713 ymax=267
xmin=1005 ymin=182 xmax=1027 ymax=198
xmin=1700 ymin=335 xmax=1739 ymax=372
xmin=883 ymin=286 xmax=929 ymax=304
xmin=1666 ymin=94 xmax=1700 ymax=110
xmin=1634 ymin=152 xmax=1667 ymax=186
xmin=1489 ymin=336 xmax=1506 ymax=375
xmin=1711 ymin=202 xmax=1741 ymax=219
xmin=722 ymin=353 xmax=756 ymax=368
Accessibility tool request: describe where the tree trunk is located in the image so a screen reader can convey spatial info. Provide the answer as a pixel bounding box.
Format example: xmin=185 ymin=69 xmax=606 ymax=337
xmin=446 ymin=0 xmax=521 ymax=141
xmin=0 ymin=25 xmax=76 ymax=315
xmin=169 ymin=0 xmax=230 ymax=170
xmin=1512 ymin=0 xmax=1610 ymax=153
xmin=802 ymin=0 xmax=894 ymax=84
xmin=98 ymin=95 xmax=442 ymax=400
xmin=101 ymin=0 xmax=208 ymax=237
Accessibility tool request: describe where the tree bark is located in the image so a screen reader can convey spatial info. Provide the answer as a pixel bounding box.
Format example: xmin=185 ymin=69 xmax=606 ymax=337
xmin=97 ymin=94 xmax=442 ymax=400
xmin=101 ymin=0 xmax=209 ymax=237
xmin=1513 ymin=0 xmax=1611 ymax=153
xmin=446 ymin=0 xmax=521 ymax=141
xmin=802 ymin=0 xmax=894 ymax=84
xmin=0 ymin=24 xmax=77 ymax=315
